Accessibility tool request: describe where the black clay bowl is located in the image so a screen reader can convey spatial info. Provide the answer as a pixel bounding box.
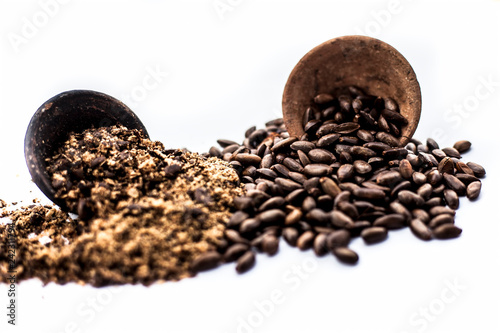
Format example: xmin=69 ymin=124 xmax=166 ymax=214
xmin=283 ymin=35 xmax=421 ymax=146
xmin=24 ymin=90 xmax=149 ymax=209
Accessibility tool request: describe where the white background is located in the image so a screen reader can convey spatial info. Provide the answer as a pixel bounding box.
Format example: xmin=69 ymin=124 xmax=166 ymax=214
xmin=1 ymin=0 xmax=499 ymax=332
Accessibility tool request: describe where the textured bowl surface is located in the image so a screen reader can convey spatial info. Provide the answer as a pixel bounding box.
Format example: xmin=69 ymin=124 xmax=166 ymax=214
xmin=282 ymin=35 xmax=421 ymax=146
xmin=24 ymin=90 xmax=149 ymax=209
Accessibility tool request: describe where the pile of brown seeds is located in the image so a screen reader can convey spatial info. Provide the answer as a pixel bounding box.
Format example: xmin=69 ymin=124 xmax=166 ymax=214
xmin=205 ymin=86 xmax=485 ymax=269
xmin=0 ymin=126 xmax=243 ymax=286
xmin=0 ymin=87 xmax=487 ymax=284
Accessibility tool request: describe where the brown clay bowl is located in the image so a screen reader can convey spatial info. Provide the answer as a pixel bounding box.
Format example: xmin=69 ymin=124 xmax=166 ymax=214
xmin=24 ymin=90 xmax=149 ymax=209
xmin=282 ymin=35 xmax=421 ymax=146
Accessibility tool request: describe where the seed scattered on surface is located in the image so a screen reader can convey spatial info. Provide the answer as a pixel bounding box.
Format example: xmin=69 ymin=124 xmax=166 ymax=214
xmin=433 ymin=224 xmax=462 ymax=239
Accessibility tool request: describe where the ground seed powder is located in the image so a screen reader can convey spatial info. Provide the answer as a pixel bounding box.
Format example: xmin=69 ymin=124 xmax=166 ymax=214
xmin=0 ymin=126 xmax=243 ymax=286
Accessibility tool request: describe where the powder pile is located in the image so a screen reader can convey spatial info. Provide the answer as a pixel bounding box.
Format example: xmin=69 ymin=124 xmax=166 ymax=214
xmin=0 ymin=126 xmax=243 ymax=286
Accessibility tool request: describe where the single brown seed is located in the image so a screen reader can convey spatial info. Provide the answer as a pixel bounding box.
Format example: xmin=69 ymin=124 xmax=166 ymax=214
xmin=333 ymin=191 xmax=351 ymax=207
xmin=297 ymin=231 xmax=315 ymax=250
xmin=234 ymin=153 xmax=262 ymax=165
xmin=373 ymin=214 xmax=406 ymax=229
xmin=375 ymin=132 xmax=400 ymax=147
xmin=433 ymin=224 xmax=462 ymax=240
xmin=412 ymin=209 xmax=430 ymax=224
xmin=412 ymin=172 xmax=427 ymax=186
xmin=416 ymin=183 xmax=433 ymax=200
xmin=275 ymin=177 xmax=303 ymax=192
xmin=306 ymin=208 xmax=329 ymax=224
xmin=326 ymin=229 xmax=351 ymax=249
xmin=429 ymin=206 xmax=456 ymax=216
xmin=378 ymin=115 xmax=390 ymax=132
xmin=313 ymin=233 xmax=329 ymax=256
xmin=351 ymin=146 xmax=377 ymax=159
xmin=353 ymin=160 xmax=372 ymax=174
xmin=427 ymin=169 xmax=443 ymax=185
xmin=337 ymin=201 xmax=359 ymax=219
xmin=239 ymin=218 xmax=261 ymax=234
xmin=398 ymin=190 xmax=424 ymax=206
xmin=304 ymin=119 xmax=322 ymax=133
xmin=316 ymin=123 xmax=339 ymax=137
xmin=453 ymin=140 xmax=471 ymax=153
xmin=271 ymin=136 xmax=298 ymax=152
xmin=337 ymin=164 xmax=355 ymax=182
xmin=383 ymin=97 xmax=399 ymax=111
xmin=357 ymin=129 xmax=374 ymax=142
xmin=236 ymin=251 xmax=256 ymax=273
xmin=317 ymin=133 xmax=341 ymax=147
xmin=443 ymin=189 xmax=459 ymax=209
xmin=426 ymin=138 xmax=439 ymax=150
xmin=285 ymin=209 xmax=302 ymax=225
xmin=256 ymin=168 xmax=278 ymax=180
xmin=217 ymin=139 xmax=240 ymax=148
xmin=364 ymin=141 xmax=392 ymax=152
xmin=407 ymin=154 xmax=422 ymax=168
xmin=314 ymin=93 xmax=334 ymax=104
xmin=389 ymin=201 xmax=411 ymax=221
xmin=361 ymin=226 xmax=388 ymax=244
xmin=420 ymin=152 xmax=438 ymax=167
xmin=290 ymin=140 xmax=316 ymax=153
xmin=332 ymin=247 xmax=359 ymax=264
xmin=381 ymin=109 xmax=408 ymax=124
xmin=330 ymin=211 xmax=354 ymax=228
xmin=466 ymin=181 xmax=481 ymax=200
xmin=302 ymin=196 xmax=317 ymax=211
xmin=353 ymin=188 xmax=386 ymax=200
xmin=443 ymin=173 xmax=466 ymax=196
xmin=428 ymin=214 xmax=455 ymax=228
xmin=376 ymin=170 xmax=402 ymax=186
xmin=335 ymin=144 xmax=353 ymax=154
xmin=259 ymin=197 xmax=285 ymax=212
xmin=191 ymin=251 xmax=221 ymax=273
xmin=288 ymin=172 xmax=308 ymax=185
xmin=225 ymin=229 xmax=250 ymax=244
xmin=399 ymin=159 xmax=413 ymax=179
xmin=308 ymin=149 xmax=336 ymax=164
xmin=466 ymin=162 xmax=486 ymax=178
xmin=228 ymin=211 xmax=249 ymax=228
xmin=297 ymin=150 xmax=311 ymax=167
xmin=260 ymin=154 xmax=274 ymax=169
xmin=257 ymin=209 xmax=286 ymax=224
xmin=441 ymin=147 xmax=461 ymax=158
xmin=335 ymin=122 xmax=360 ymax=134
xmin=425 ymin=197 xmax=443 ymax=207
xmin=410 ymin=219 xmax=432 ymax=241
xmin=431 ymin=149 xmax=447 ymax=160
xmin=319 ymin=177 xmax=341 ymax=198
xmin=223 ymin=244 xmax=250 ymax=262
xmin=283 ymin=157 xmax=304 ymax=173
xmin=362 ymin=180 xmax=390 ymax=192
xmin=271 ymin=164 xmax=291 ymax=178
xmin=261 ymin=234 xmax=280 ymax=256
xmin=245 ymin=126 xmax=256 ymax=138
xmin=455 ymin=161 xmax=475 ymax=176
xmin=234 ymin=197 xmax=254 ymax=211
xmin=246 ymin=190 xmax=271 ymax=206
xmin=438 ymin=157 xmax=454 ymax=174
xmin=303 ymin=164 xmax=332 ymax=177
xmin=455 ymin=173 xmax=479 ymax=185
xmin=283 ymin=227 xmax=299 ymax=247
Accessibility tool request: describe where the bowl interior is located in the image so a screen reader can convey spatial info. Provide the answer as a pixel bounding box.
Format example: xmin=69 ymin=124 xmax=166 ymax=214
xmin=282 ymin=35 xmax=421 ymax=146
xmin=24 ymin=90 xmax=149 ymax=208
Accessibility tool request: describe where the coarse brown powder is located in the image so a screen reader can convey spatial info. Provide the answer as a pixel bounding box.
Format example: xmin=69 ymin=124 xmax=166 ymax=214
xmin=0 ymin=126 xmax=243 ymax=286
